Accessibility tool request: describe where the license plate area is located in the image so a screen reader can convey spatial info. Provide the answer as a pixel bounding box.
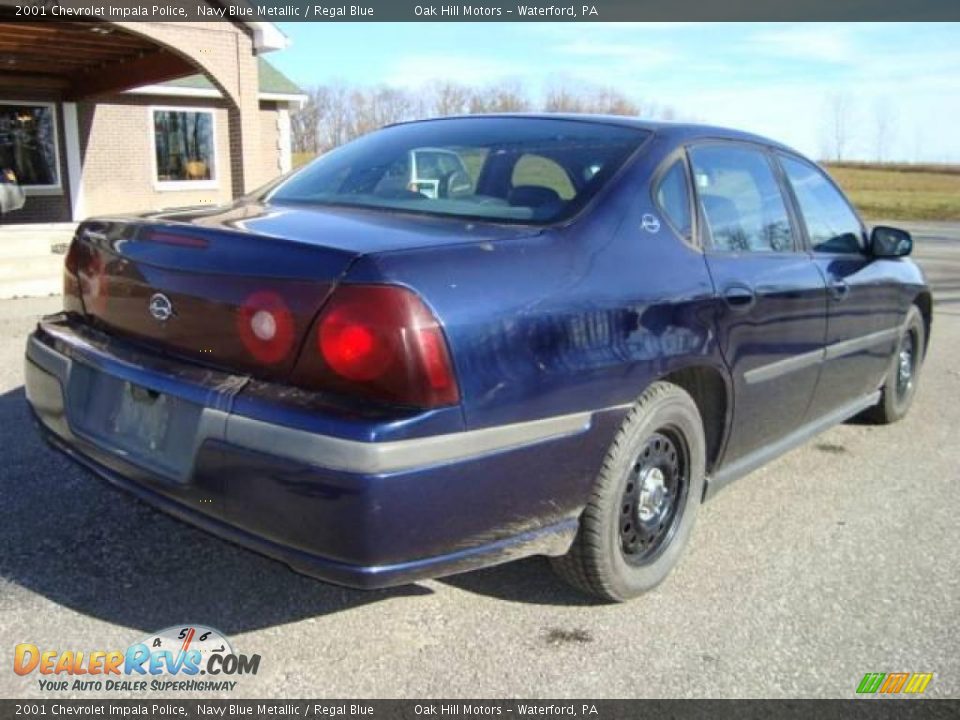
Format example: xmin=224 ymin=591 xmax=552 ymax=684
xmin=113 ymin=382 xmax=170 ymax=450
xmin=67 ymin=362 xmax=203 ymax=482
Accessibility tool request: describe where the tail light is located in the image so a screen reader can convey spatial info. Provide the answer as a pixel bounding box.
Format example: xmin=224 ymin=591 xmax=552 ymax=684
xmin=63 ymin=241 xmax=82 ymax=310
xmin=291 ymin=284 xmax=459 ymax=409
xmin=236 ymin=290 xmax=296 ymax=365
xmin=64 ymin=240 xmax=81 ymax=275
xmin=72 ymin=244 xmax=110 ymax=316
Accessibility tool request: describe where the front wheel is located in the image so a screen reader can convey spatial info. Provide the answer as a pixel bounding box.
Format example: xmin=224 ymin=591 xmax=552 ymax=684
xmin=864 ymin=305 xmax=926 ymax=424
xmin=551 ymin=382 xmax=706 ymax=602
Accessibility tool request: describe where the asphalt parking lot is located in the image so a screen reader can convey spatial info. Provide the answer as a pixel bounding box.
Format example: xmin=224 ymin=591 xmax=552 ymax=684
xmin=1 ymin=223 xmax=958 ymax=699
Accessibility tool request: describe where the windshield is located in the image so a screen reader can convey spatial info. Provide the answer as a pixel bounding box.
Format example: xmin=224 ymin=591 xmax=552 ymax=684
xmin=268 ymin=118 xmax=650 ymax=224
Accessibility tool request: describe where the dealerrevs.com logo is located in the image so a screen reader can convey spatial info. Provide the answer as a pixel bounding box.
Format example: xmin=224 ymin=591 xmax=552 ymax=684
xmin=14 ymin=625 xmax=260 ymax=693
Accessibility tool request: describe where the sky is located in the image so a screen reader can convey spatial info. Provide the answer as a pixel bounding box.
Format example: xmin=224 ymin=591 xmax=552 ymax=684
xmin=270 ymin=22 xmax=960 ymax=163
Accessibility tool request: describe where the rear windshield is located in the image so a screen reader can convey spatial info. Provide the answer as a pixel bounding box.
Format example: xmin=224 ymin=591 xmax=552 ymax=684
xmin=268 ymin=118 xmax=649 ymax=224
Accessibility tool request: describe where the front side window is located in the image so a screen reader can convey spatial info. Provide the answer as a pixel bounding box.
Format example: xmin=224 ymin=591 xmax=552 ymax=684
xmin=655 ymin=159 xmax=692 ymax=240
xmin=0 ymin=102 xmax=59 ymax=188
xmin=153 ymin=109 xmax=216 ymax=185
xmin=689 ymin=144 xmax=794 ymax=253
xmin=269 ymin=118 xmax=649 ymax=224
xmin=779 ymin=155 xmax=864 ymax=254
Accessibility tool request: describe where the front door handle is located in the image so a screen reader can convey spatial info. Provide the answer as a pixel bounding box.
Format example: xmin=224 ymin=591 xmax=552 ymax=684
xmin=722 ymin=283 xmax=756 ymax=311
xmin=829 ymin=279 xmax=850 ymax=301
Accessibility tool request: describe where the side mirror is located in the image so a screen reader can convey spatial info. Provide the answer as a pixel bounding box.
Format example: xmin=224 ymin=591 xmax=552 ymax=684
xmin=870 ymin=226 xmax=912 ymax=258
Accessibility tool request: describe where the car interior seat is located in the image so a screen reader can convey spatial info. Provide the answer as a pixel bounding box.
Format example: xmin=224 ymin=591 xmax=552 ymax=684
xmin=508 ymin=185 xmax=562 ymax=208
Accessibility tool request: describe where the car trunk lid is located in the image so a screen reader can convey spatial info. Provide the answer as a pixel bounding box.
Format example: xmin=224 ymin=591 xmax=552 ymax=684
xmin=67 ymin=204 xmax=542 ymax=382
xmin=70 ymin=218 xmax=355 ymax=379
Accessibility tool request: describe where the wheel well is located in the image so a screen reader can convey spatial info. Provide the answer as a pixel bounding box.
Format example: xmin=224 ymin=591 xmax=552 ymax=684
xmin=662 ymin=366 xmax=728 ymax=474
xmin=914 ymin=292 xmax=932 ymax=353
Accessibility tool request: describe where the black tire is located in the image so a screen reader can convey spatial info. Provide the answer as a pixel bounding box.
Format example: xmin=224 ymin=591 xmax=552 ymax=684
xmin=551 ymin=381 xmax=706 ymax=602
xmin=863 ymin=305 xmax=925 ymax=424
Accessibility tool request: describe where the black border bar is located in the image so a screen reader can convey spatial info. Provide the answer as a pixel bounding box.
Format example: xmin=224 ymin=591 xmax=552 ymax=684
xmin=1 ymin=0 xmax=960 ymax=22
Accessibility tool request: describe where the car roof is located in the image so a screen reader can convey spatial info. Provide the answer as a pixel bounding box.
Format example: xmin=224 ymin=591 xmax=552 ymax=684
xmin=388 ymin=113 xmax=800 ymax=155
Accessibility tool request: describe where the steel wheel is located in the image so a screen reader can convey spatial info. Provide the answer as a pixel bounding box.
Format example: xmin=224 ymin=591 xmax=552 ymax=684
xmin=551 ymin=381 xmax=706 ymax=601
xmin=619 ymin=430 xmax=688 ymax=564
xmin=896 ymin=330 xmax=917 ymax=402
xmin=863 ymin=304 xmax=925 ymax=425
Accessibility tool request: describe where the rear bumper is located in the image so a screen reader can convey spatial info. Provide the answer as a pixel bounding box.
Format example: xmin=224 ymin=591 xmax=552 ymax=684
xmin=25 ymin=318 xmax=623 ymax=588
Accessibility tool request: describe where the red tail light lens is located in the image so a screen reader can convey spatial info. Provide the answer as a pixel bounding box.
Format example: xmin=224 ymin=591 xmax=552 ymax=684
xmin=236 ymin=290 xmax=296 ymax=365
xmin=77 ymin=248 xmax=110 ymax=316
xmin=64 ymin=240 xmax=81 ymax=275
xmin=293 ymin=284 xmax=459 ymax=409
xmin=63 ymin=241 xmax=82 ymax=309
xmin=320 ymin=310 xmax=394 ymax=381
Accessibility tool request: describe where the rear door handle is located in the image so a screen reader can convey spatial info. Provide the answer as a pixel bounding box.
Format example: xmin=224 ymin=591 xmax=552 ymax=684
xmin=829 ymin=280 xmax=850 ymax=301
xmin=722 ymin=283 xmax=756 ymax=311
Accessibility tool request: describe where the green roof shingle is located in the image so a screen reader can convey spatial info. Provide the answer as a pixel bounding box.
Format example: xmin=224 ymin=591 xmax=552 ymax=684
xmin=153 ymin=58 xmax=303 ymax=96
xmin=257 ymin=58 xmax=304 ymax=95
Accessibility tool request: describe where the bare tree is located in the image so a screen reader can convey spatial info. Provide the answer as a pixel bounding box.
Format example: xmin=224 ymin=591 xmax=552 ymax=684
xmin=824 ymin=93 xmax=853 ymax=162
xmin=291 ymin=79 xmax=675 ymax=155
xmin=544 ymin=80 xmax=639 ymax=116
xmin=313 ymin=82 xmax=353 ymax=151
xmin=543 ymin=81 xmax=589 ymax=113
xmin=468 ymin=82 xmax=532 ymax=113
xmin=350 ymin=86 xmax=417 ymax=138
xmin=873 ymin=98 xmax=895 ymax=163
xmin=432 ymin=82 xmax=473 ymax=116
xmin=591 ymin=86 xmax=640 ymax=116
xmin=290 ymin=94 xmax=315 ymax=154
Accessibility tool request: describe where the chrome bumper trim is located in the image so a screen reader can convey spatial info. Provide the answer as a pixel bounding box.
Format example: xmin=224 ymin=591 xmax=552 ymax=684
xmin=224 ymin=409 xmax=592 ymax=475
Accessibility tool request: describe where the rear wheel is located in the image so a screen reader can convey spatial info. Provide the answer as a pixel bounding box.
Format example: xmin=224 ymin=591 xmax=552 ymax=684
xmin=551 ymin=382 xmax=706 ymax=602
xmin=864 ymin=305 xmax=925 ymax=424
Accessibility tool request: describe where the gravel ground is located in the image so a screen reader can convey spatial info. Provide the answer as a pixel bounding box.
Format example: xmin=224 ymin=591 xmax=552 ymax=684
xmin=1 ymin=224 xmax=958 ymax=699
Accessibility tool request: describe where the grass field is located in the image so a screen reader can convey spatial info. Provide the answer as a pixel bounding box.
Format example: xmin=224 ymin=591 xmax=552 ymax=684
xmin=823 ymin=162 xmax=960 ymax=221
xmin=292 ymin=152 xmax=960 ymax=222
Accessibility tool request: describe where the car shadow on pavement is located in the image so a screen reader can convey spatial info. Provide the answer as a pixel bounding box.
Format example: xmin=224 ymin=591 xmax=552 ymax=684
xmin=437 ymin=558 xmax=601 ymax=606
xmin=0 ymin=386 xmax=430 ymax=635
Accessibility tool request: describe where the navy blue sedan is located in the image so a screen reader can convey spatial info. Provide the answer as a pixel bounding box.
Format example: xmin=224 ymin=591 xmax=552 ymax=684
xmin=25 ymin=116 xmax=931 ymax=600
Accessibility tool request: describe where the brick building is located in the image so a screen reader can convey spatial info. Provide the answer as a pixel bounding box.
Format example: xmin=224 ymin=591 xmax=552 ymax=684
xmin=0 ymin=16 xmax=305 ymax=225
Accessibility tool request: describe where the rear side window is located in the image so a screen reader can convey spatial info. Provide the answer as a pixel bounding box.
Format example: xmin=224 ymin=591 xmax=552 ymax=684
xmin=779 ymin=155 xmax=864 ymax=254
xmin=689 ymin=145 xmax=794 ymax=253
xmin=655 ymin=159 xmax=692 ymax=240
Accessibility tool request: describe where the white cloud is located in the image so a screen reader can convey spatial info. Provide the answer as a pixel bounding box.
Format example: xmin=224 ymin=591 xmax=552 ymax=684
xmin=383 ymin=55 xmax=520 ymax=87
xmin=553 ymin=40 xmax=674 ymax=69
xmin=320 ymin=22 xmax=960 ymax=162
xmin=747 ymin=24 xmax=862 ymax=64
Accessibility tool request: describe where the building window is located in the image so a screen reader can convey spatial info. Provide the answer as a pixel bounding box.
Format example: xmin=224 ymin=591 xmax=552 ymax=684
xmin=0 ymin=101 xmax=60 ymax=191
xmin=152 ymin=108 xmax=216 ymax=188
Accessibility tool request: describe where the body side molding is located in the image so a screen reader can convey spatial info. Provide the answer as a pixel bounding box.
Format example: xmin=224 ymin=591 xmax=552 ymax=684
xmin=704 ymin=390 xmax=881 ymax=500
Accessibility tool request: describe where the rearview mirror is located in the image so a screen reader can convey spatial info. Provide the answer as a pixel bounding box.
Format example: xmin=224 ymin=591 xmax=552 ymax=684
xmin=870 ymin=226 xmax=912 ymax=258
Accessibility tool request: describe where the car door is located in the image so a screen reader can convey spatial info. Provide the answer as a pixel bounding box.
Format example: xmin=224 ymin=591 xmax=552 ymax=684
xmin=688 ymin=142 xmax=828 ymax=464
xmin=775 ymin=153 xmax=901 ymax=420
